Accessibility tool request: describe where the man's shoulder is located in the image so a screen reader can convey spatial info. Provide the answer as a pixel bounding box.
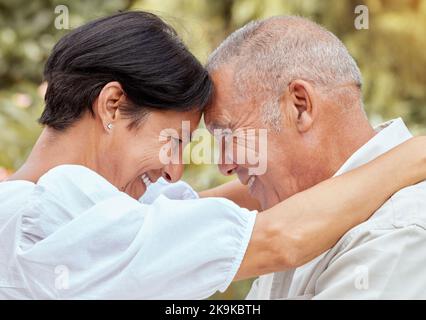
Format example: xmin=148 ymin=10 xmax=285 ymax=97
xmin=338 ymin=180 xmax=426 ymax=248
xmin=362 ymin=180 xmax=425 ymax=227
xmin=388 ymin=180 xmax=426 ymax=227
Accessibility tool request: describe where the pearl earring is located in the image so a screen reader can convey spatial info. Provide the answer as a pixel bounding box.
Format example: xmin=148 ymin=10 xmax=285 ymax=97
xmin=107 ymin=123 xmax=113 ymax=130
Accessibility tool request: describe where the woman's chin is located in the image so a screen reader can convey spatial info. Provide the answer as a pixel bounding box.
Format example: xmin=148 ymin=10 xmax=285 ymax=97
xmin=123 ymin=176 xmax=148 ymax=200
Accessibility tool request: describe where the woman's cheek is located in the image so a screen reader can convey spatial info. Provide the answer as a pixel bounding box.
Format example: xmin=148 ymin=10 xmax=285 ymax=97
xmin=136 ymin=143 xmax=165 ymax=169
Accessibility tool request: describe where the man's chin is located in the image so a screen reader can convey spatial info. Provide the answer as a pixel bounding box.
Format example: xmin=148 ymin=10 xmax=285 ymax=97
xmin=255 ymin=193 xmax=279 ymax=211
xmin=248 ymin=177 xmax=284 ymax=209
xmin=249 ymin=183 xmax=279 ymax=210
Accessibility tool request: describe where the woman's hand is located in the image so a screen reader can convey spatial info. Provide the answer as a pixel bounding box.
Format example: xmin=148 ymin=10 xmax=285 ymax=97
xmin=200 ymin=179 xmax=261 ymax=211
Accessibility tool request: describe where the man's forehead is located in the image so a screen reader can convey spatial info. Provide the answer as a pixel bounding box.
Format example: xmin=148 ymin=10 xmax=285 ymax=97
xmin=204 ymin=76 xmax=234 ymax=129
xmin=210 ymin=67 xmax=237 ymax=96
xmin=205 ymin=66 xmax=259 ymax=130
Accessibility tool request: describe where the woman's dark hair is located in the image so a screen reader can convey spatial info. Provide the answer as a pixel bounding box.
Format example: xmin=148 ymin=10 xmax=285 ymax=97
xmin=40 ymin=11 xmax=213 ymax=130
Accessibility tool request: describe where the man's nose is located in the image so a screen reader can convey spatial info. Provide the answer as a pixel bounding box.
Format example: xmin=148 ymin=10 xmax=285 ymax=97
xmin=218 ymin=162 xmax=238 ymax=176
xmin=162 ymin=163 xmax=184 ymax=183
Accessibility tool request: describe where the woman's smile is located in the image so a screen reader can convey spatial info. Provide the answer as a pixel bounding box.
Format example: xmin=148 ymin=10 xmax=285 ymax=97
xmin=141 ymin=172 xmax=153 ymax=188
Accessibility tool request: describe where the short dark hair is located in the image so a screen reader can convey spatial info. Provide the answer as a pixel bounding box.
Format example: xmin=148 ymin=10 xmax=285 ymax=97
xmin=40 ymin=11 xmax=213 ymax=130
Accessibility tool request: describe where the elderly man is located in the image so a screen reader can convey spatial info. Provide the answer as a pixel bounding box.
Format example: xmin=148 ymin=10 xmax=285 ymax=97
xmin=204 ymin=16 xmax=426 ymax=299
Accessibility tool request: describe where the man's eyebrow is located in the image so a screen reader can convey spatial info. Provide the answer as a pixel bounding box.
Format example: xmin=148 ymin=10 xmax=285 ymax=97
xmin=209 ymin=120 xmax=231 ymax=130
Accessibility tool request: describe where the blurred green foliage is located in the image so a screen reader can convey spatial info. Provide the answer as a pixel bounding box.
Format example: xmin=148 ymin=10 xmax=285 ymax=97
xmin=0 ymin=0 xmax=425 ymax=299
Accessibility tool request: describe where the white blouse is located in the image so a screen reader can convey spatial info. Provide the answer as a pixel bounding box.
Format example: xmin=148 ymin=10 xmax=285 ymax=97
xmin=0 ymin=165 xmax=256 ymax=299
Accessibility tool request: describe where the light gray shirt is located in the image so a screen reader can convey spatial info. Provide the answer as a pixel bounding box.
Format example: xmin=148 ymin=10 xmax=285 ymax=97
xmin=247 ymin=118 xmax=426 ymax=299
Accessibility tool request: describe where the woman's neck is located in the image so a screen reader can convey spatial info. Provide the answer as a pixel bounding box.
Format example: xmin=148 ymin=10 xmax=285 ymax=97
xmin=8 ymin=124 xmax=99 ymax=183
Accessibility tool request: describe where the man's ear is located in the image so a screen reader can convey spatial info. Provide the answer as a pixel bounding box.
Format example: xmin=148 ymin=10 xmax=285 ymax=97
xmin=94 ymin=81 xmax=126 ymax=131
xmin=288 ymin=80 xmax=315 ymax=133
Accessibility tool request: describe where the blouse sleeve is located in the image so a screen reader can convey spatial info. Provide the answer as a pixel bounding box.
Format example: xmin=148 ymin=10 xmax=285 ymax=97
xmin=16 ymin=169 xmax=256 ymax=299
xmin=139 ymin=177 xmax=199 ymax=203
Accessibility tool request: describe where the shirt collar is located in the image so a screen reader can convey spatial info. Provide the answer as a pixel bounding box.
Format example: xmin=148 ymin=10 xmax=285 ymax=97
xmin=334 ymin=118 xmax=413 ymax=177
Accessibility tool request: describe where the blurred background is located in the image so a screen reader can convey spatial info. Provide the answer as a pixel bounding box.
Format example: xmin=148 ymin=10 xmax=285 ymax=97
xmin=0 ymin=0 xmax=425 ymax=298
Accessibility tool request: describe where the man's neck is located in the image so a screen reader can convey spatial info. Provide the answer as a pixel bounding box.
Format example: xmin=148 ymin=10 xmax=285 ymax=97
xmin=321 ymin=114 xmax=376 ymax=178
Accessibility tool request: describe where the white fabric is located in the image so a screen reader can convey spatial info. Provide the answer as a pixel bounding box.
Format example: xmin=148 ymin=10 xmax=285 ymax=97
xmin=139 ymin=177 xmax=199 ymax=204
xmin=247 ymin=118 xmax=426 ymax=299
xmin=0 ymin=165 xmax=256 ymax=299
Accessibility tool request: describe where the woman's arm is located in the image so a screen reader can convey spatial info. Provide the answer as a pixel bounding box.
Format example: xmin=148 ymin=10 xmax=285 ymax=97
xmin=235 ymin=136 xmax=426 ymax=280
xmin=200 ymin=179 xmax=261 ymax=211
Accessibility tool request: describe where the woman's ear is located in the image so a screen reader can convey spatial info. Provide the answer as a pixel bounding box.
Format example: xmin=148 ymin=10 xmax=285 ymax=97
xmin=288 ymin=80 xmax=315 ymax=133
xmin=94 ymin=81 xmax=126 ymax=132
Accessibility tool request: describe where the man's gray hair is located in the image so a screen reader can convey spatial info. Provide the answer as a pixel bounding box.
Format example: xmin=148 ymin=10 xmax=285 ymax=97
xmin=206 ymin=16 xmax=363 ymax=131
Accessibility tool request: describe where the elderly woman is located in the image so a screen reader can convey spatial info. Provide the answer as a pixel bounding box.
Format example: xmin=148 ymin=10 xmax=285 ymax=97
xmin=0 ymin=11 xmax=425 ymax=299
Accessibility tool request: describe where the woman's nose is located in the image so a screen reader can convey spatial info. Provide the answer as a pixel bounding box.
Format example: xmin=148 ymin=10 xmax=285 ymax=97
xmin=162 ymin=164 xmax=184 ymax=183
